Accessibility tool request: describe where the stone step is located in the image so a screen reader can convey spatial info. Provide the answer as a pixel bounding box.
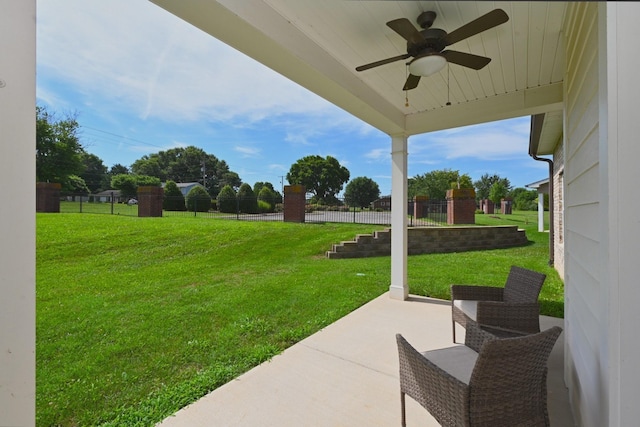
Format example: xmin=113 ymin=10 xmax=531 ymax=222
xmin=326 ymin=226 xmax=528 ymax=259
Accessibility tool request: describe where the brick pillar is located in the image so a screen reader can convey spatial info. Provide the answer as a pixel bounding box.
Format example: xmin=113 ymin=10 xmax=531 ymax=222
xmin=284 ymin=185 xmax=305 ymax=222
xmin=481 ymin=199 xmax=495 ymax=214
xmin=446 ymin=188 xmax=476 ymax=224
xmin=36 ymin=182 xmax=61 ymax=213
xmin=501 ymin=198 xmax=513 ymax=215
xmin=413 ymin=195 xmax=428 ymax=218
xmin=137 ymin=186 xmax=164 ymax=217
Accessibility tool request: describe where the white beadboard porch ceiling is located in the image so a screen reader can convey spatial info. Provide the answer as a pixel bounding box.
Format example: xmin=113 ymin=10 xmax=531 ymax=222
xmin=150 ymin=0 xmax=565 ymax=139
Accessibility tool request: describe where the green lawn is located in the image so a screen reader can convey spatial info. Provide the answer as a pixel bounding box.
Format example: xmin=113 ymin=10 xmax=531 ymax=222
xmin=36 ymin=210 xmax=560 ymax=426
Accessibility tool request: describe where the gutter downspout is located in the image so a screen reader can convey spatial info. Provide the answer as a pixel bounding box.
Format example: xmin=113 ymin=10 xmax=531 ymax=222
xmin=529 ymin=114 xmax=554 ymax=266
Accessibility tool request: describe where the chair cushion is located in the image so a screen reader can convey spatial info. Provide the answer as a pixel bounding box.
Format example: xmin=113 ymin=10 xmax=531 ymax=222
xmin=421 ymin=345 xmax=478 ymax=384
xmin=453 ymin=299 xmax=478 ymax=321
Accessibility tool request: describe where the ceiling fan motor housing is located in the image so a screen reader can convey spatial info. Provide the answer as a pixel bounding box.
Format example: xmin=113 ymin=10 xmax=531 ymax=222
xmin=407 ymin=28 xmax=447 ymax=56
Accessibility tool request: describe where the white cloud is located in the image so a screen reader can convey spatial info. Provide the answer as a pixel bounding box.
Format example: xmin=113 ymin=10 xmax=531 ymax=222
xmin=36 ymin=0 xmax=336 ymax=125
xmin=410 ymin=117 xmax=531 ymax=162
xmin=268 ymin=164 xmax=288 ymax=172
xmin=365 ymin=148 xmax=387 ymax=160
xmin=235 ymin=146 xmax=261 ymax=157
xmin=129 ymin=140 xmax=187 ymax=154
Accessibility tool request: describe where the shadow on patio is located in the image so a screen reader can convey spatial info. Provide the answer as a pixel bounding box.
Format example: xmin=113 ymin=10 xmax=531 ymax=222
xmin=157 ymin=293 xmax=574 ymax=426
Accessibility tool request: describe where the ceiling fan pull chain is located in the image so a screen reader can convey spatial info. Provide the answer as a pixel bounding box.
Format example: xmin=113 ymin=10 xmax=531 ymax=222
xmin=446 ymin=64 xmax=451 ymax=106
xmin=405 ymin=64 xmax=410 ymax=107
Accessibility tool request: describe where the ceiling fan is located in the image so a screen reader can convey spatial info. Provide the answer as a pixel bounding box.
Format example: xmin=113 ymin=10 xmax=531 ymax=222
xmin=355 ymin=9 xmax=509 ymax=90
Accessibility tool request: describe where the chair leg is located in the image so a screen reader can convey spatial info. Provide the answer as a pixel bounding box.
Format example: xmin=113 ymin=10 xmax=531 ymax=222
xmin=400 ymin=391 xmax=406 ymax=427
xmin=452 ymin=318 xmax=456 ymax=343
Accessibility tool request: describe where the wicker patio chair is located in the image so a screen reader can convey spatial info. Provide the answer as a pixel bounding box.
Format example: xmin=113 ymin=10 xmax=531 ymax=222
xmin=450 ymin=265 xmax=546 ymax=342
xmin=396 ymin=323 xmax=562 ymax=427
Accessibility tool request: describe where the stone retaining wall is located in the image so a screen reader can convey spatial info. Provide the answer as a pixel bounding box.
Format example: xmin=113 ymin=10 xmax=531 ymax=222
xmin=326 ymin=225 xmax=528 ymax=259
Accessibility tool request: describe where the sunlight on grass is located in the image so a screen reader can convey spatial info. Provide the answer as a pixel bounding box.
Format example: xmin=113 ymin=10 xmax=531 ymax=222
xmin=37 ymin=210 xmax=560 ymax=426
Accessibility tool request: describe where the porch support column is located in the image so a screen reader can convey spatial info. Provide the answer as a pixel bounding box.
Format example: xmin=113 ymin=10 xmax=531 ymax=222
xmin=538 ymin=191 xmax=545 ymax=232
xmin=389 ymin=133 xmax=408 ymax=300
xmin=1 ymin=1 xmax=36 ymax=424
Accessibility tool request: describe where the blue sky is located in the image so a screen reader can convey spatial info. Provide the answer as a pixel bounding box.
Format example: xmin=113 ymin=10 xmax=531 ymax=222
xmin=36 ymin=0 xmax=548 ymax=196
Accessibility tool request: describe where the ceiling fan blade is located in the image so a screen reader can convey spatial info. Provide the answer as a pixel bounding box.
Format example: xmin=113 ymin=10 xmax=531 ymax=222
xmin=443 ymin=9 xmax=509 ymax=46
xmin=355 ymin=54 xmax=411 ymax=72
xmin=442 ymin=50 xmax=491 ymax=70
xmin=403 ymin=74 xmax=421 ymax=91
xmin=387 ymin=18 xmax=424 ymax=45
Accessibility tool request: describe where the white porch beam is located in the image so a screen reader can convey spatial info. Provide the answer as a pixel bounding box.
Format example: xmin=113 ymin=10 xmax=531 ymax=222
xmin=389 ymin=134 xmax=408 ymax=300
xmin=150 ymin=0 xmax=406 ymax=135
xmin=405 ymin=82 xmax=563 ymax=135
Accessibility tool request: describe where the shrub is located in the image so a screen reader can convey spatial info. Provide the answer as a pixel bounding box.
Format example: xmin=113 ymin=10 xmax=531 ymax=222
xmin=237 ymin=183 xmax=258 ymax=214
xmin=163 ymin=180 xmax=186 ymax=211
xmin=185 ymin=186 xmax=211 ymax=212
xmin=257 ymin=187 xmax=276 ymax=213
xmin=217 ymin=185 xmax=237 ymax=213
xmin=257 ymin=200 xmax=272 ymax=213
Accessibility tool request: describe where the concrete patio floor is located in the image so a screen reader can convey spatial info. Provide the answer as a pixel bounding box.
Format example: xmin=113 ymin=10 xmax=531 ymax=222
xmin=157 ymin=293 xmax=575 ymax=426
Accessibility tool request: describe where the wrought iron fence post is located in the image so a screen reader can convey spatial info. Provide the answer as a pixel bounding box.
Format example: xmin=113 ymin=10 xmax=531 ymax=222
xmin=110 ymin=192 xmax=114 ymax=215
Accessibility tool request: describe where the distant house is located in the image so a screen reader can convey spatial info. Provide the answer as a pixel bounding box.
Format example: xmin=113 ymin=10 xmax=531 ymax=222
xmin=525 ymin=177 xmax=550 ymax=233
xmin=93 ymin=189 xmax=124 ymax=203
xmin=371 ymin=196 xmax=391 ymax=210
xmin=162 ymin=182 xmax=207 ymax=197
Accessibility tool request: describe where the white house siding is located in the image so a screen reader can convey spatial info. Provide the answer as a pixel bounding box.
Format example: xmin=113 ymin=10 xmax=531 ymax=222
xmin=565 ymin=2 xmax=640 ymax=426
xmin=563 ymin=2 xmax=606 ymax=426
xmin=601 ymin=3 xmax=640 ymax=426
xmin=0 ymin=1 xmax=36 ymax=424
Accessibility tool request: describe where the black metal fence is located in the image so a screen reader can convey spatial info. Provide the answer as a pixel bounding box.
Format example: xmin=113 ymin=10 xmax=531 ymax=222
xmin=58 ymin=194 xmax=448 ymax=226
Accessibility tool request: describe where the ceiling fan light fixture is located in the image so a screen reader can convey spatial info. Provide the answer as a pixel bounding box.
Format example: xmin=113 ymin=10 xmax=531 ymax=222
xmin=409 ymin=54 xmax=446 ymax=77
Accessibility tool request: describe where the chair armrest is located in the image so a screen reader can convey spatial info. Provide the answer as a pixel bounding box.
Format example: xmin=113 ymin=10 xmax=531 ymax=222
xmin=450 ymin=285 xmax=504 ymax=301
xmin=475 ymin=301 xmax=541 ymax=333
xmin=464 ymin=321 xmax=496 ymax=353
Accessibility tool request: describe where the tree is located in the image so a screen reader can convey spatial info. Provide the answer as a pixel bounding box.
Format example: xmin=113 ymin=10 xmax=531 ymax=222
xmin=130 ymin=156 xmax=162 ymax=178
xmin=489 ymin=181 xmax=509 ymax=205
xmin=111 ymin=174 xmax=138 ymax=199
xmin=237 ymin=183 xmax=258 ymax=214
xmin=218 ymin=170 xmax=242 ymax=192
xmin=186 ymin=186 xmax=211 ymax=212
xmin=62 ymin=175 xmax=90 ymax=194
xmin=253 ymin=181 xmax=273 ymax=195
xmin=474 ymin=174 xmax=512 ymax=201
xmin=130 ymin=146 xmax=241 ymax=196
xmin=80 ymin=153 xmax=108 ymax=193
xmin=109 ymin=164 xmax=129 ymax=176
xmin=257 ymin=186 xmax=277 ymax=213
xmin=254 ymin=181 xmax=282 ymax=205
xmin=344 ymin=177 xmax=380 ymax=208
xmin=510 ymin=187 xmax=539 ymax=211
xmin=408 ymin=169 xmax=473 ymax=200
xmin=36 ymin=106 xmax=85 ymax=184
xmin=163 ymin=180 xmax=186 ymax=211
xmin=110 ymin=174 xmax=161 ymax=199
xmin=286 ymin=155 xmax=350 ymax=203
xmin=217 ymin=185 xmax=237 ymax=213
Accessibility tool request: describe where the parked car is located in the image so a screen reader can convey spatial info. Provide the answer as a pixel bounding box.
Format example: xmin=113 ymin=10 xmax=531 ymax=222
xmin=127 ymin=198 xmax=138 ymax=205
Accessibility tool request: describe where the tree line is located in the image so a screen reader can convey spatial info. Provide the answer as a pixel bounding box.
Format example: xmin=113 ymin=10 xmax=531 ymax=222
xmin=36 ymin=105 xmax=539 ymax=211
xmin=408 ymin=169 xmax=540 ymax=211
